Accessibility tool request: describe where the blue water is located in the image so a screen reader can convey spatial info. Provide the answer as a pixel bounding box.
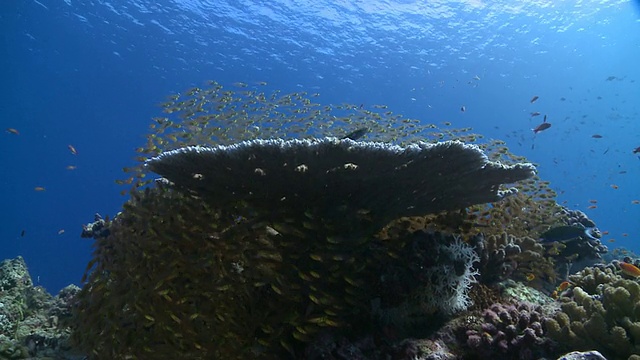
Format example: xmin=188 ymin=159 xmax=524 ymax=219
xmin=1 ymin=0 xmax=639 ymax=294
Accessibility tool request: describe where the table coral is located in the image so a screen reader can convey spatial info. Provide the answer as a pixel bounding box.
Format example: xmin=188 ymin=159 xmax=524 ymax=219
xmin=73 ymin=138 xmax=534 ymax=359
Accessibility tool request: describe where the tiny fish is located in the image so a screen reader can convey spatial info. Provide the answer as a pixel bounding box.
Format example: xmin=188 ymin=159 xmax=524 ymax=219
xmin=556 ymin=281 xmax=571 ymax=292
xmin=68 ymin=145 xmax=78 ymax=155
xmin=66 ymin=165 xmax=77 ymax=170
xmin=633 ymin=146 xmax=640 ymax=154
xmin=341 ymin=128 xmax=368 ymax=141
xmin=34 ymin=186 xmax=46 ymax=191
xmin=589 ymin=199 xmax=598 ymax=204
xmin=619 ymin=262 xmax=640 ymax=277
xmin=6 ymin=128 xmax=19 ymax=135
xmin=591 ymin=134 xmax=603 ymax=138
xmin=473 ymin=75 xmax=481 ymax=80
xmin=460 ymin=106 xmax=466 ymax=112
xmin=20 ymin=230 xmax=25 ymax=237
xmin=530 ymin=95 xmax=539 ymax=103
xmin=526 ymin=273 xmax=535 ymax=281
xmin=530 ymin=112 xmax=541 ymax=117
xmin=611 ymin=184 xmax=619 ymax=189
xmin=632 ymin=200 xmax=640 ymax=204
xmin=587 ymin=205 xmax=597 ymax=209
xmin=57 ymin=229 xmax=65 ymax=235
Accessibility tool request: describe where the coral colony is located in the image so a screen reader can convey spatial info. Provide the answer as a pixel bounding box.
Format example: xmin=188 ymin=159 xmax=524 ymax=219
xmin=2 ymin=82 xmax=634 ymax=360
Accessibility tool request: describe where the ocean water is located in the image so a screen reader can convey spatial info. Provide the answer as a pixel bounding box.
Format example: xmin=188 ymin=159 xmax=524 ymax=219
xmin=0 ymin=0 xmax=638 ymax=295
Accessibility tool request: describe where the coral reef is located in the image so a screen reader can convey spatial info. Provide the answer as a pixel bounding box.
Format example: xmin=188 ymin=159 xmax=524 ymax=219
xmin=547 ymin=208 xmax=608 ymax=277
xmin=464 ymin=302 xmax=557 ymax=359
xmin=372 ymin=231 xmax=480 ymax=332
xmin=80 ymin=213 xmax=110 ymax=239
xmin=557 ymin=350 xmax=607 ymax=360
xmin=302 ymin=331 xmax=456 ymax=360
xmin=544 ymin=265 xmax=640 ymax=359
xmin=474 ymin=232 xmax=558 ymax=292
xmin=68 ymin=82 xmax=608 ymax=359
xmin=0 ymin=257 xmax=83 ymax=359
xmin=145 ymin=138 xmax=534 ymax=226
xmin=73 ymin=136 xmax=534 ymax=358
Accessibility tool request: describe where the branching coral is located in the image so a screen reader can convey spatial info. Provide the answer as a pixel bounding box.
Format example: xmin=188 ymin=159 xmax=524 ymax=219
xmin=473 ymin=232 xmax=556 ymax=290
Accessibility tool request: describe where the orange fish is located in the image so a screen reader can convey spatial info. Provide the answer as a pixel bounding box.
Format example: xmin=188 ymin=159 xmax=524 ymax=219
xmin=608 ymin=239 xmax=615 ymax=243
xmin=557 ymin=281 xmax=571 ymax=292
xmin=34 ymin=186 xmax=46 ymax=192
xmin=619 ymin=262 xmax=640 ymax=277
xmin=68 ymin=145 xmax=78 ymax=155
xmin=602 ymin=231 xmax=610 ymax=235
xmin=6 ymin=128 xmax=19 ymax=135
xmin=530 ymin=95 xmax=539 ymax=103
xmin=526 ymin=273 xmax=536 ymax=281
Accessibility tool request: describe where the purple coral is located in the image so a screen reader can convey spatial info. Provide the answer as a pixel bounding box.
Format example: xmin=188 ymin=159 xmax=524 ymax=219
xmin=464 ymin=302 xmax=556 ymax=359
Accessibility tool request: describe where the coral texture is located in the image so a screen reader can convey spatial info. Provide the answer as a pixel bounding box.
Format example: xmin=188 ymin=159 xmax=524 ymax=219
xmin=146 ymin=138 xmax=535 ymax=227
xmin=464 ymin=302 xmax=556 ymax=360
xmin=0 ymin=257 xmax=81 ymax=359
xmin=545 ymin=266 xmax=640 ymax=358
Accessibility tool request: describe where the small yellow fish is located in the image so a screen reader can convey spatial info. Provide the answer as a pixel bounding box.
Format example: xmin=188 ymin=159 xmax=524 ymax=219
xmin=525 ymin=273 xmax=536 ymax=281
